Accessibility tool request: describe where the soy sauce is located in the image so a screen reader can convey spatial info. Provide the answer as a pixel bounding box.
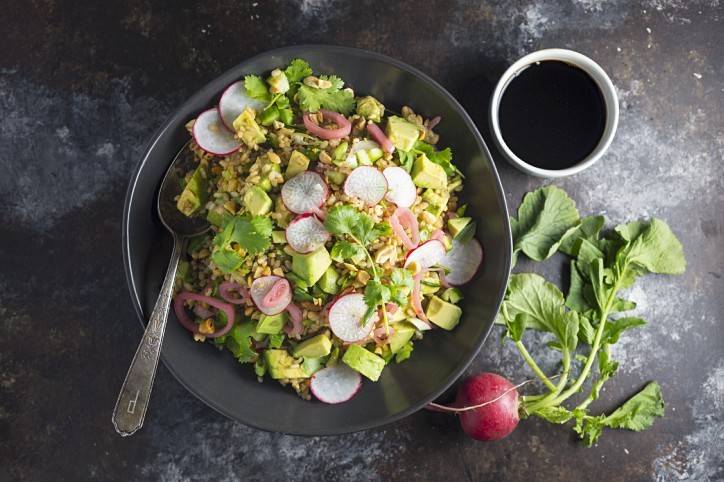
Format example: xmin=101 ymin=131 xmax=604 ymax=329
xmin=498 ymin=60 xmax=606 ymax=170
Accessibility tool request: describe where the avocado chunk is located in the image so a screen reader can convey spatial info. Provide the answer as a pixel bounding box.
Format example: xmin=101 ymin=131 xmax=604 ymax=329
xmin=421 ymin=273 xmax=441 ymax=295
xmin=342 ymin=344 xmax=386 ymax=381
xmin=233 ymin=107 xmax=266 ymax=148
xmin=206 ymin=208 xmax=231 ymax=228
xmin=411 ymin=153 xmax=447 ymax=190
xmin=285 ymin=150 xmax=310 ymax=179
xmin=265 ymin=349 xmax=307 ymax=379
xmin=425 ymin=295 xmax=462 ymax=330
xmin=385 ymin=116 xmax=419 ymax=152
xmin=448 ymin=217 xmax=472 ymax=238
xmin=356 ymin=96 xmax=385 ymax=123
xmin=292 ymin=246 xmax=332 ymax=286
xmin=292 ymin=334 xmax=332 ymax=358
xmin=326 ymin=170 xmax=346 ymax=185
xmin=243 ymin=186 xmax=273 ymax=216
xmin=421 ymin=189 xmax=449 ymax=217
xmin=176 ymin=164 xmax=208 ymax=216
xmin=441 ymin=287 xmax=464 ymax=304
xmin=317 ymin=266 xmax=340 ymax=295
xmin=256 ymin=312 xmax=288 ymax=335
xmin=301 ymin=356 xmax=326 ymax=376
xmin=272 ymin=230 xmax=287 ymax=244
xmin=388 ymin=322 xmax=416 ymax=353
xmin=259 ymin=163 xmax=281 ymax=192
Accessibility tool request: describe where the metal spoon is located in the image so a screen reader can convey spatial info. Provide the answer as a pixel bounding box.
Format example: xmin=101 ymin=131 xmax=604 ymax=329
xmin=112 ymin=141 xmax=209 ymax=436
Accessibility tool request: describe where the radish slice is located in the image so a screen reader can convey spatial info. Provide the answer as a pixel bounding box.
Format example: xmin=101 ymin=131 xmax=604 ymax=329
xmin=303 ymin=110 xmax=352 ymax=140
xmin=311 ymin=364 xmax=362 ymax=404
xmin=286 ymin=214 xmax=329 ymax=253
xmin=411 ymin=273 xmax=428 ymax=322
xmin=404 ymin=239 xmax=446 ymax=270
xmin=383 ymin=167 xmax=416 ymax=208
xmin=439 ymin=238 xmax=483 ymax=286
xmin=390 ymin=207 xmax=420 ymax=250
xmin=344 ymin=166 xmax=387 ymax=205
xmin=366 ymin=123 xmax=395 ymax=153
xmin=281 ymin=171 xmax=329 ymax=214
xmin=328 ymin=293 xmax=377 ymax=342
xmin=218 ymin=80 xmax=266 ymax=130
xmin=408 ymin=318 xmax=433 ymax=331
xmin=193 ymin=109 xmax=241 ymax=156
xmin=250 ymin=276 xmax=292 ymax=315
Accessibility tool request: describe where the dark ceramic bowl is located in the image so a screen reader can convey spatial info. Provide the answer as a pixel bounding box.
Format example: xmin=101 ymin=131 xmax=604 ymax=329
xmin=123 ymin=45 xmax=511 ymax=435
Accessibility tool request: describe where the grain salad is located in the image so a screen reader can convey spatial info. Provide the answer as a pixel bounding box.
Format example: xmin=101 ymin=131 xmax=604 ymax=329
xmin=172 ymin=59 xmax=483 ymax=403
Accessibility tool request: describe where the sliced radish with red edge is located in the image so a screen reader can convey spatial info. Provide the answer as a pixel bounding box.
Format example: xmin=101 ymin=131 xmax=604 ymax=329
xmin=439 ymin=238 xmax=483 ymax=285
xmin=404 ymin=239 xmax=446 ymax=270
xmin=311 ymin=364 xmax=362 ymax=404
xmin=383 ymin=167 xmax=416 ymax=208
xmin=250 ymin=276 xmax=292 ymax=315
xmin=343 ymin=166 xmax=387 ymax=205
xmin=285 ymin=214 xmax=329 ymax=253
xmin=281 ymin=171 xmax=329 ymax=214
xmin=328 ymin=293 xmax=377 ymax=342
xmin=218 ymin=80 xmax=267 ymax=130
xmin=193 ymin=109 xmax=241 ymax=156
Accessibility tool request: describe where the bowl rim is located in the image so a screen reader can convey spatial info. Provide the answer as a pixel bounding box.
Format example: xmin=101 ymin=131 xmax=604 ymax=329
xmin=121 ymin=44 xmax=512 ymax=435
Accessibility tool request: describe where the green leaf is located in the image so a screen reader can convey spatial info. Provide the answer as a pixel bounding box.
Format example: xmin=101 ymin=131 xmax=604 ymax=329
xmin=559 ymin=215 xmax=606 ymax=256
xmin=284 ymin=58 xmax=313 ymax=83
xmin=602 ymin=382 xmax=665 ymax=431
xmin=505 ymin=313 xmax=527 ymax=342
xmin=396 ymin=149 xmax=415 ymax=173
xmin=226 ymin=322 xmax=259 ymax=363
xmin=389 ymin=268 xmax=414 ymax=306
xmin=610 ymin=297 xmax=636 ymax=313
xmin=511 ymin=186 xmax=580 ymax=263
xmin=325 ymin=205 xmax=384 ymax=246
xmin=214 ymin=215 xmax=273 ymax=258
xmin=616 ymin=218 xmax=686 ymax=275
xmin=590 ymin=348 xmax=618 ymax=401
xmin=243 ymin=75 xmax=270 ymax=102
xmin=211 ymin=248 xmax=245 ymax=273
xmin=603 ymin=317 xmax=647 ymax=344
xmin=534 ymin=406 xmax=574 ymax=424
xmin=573 ymin=413 xmax=606 ymax=446
xmin=297 ymin=80 xmax=356 ymax=115
xmin=412 ymin=141 xmax=462 ymax=177
xmin=330 ymin=240 xmax=365 ymax=262
xmin=577 ymin=314 xmax=596 ymax=345
xmin=566 ymin=261 xmax=592 ymax=312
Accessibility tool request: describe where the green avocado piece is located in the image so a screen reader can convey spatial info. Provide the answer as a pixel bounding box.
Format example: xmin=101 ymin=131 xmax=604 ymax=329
xmin=385 ymin=116 xmax=419 ymax=152
xmin=421 ymin=189 xmax=449 ymax=217
xmin=421 ymin=273 xmax=441 ymax=295
xmin=317 ymin=266 xmax=340 ymax=295
xmin=243 ymin=186 xmax=273 ymax=216
xmin=411 ymin=154 xmax=447 ymax=190
xmin=342 ymin=344 xmax=386 ymax=381
xmin=292 ymin=334 xmax=332 ymax=358
xmin=272 ymin=230 xmax=287 ymax=244
xmin=441 ymin=287 xmax=464 ymax=304
xmin=264 ymin=349 xmax=307 ymax=379
xmin=285 ymin=150 xmax=310 ymax=179
xmin=356 ymin=96 xmax=385 ymax=123
xmin=301 ymin=356 xmax=327 ymax=376
xmin=355 ymin=149 xmax=372 ymax=166
xmin=292 ymin=246 xmax=332 ymax=286
xmin=259 ymin=163 xmax=281 ymax=192
xmin=326 ymin=170 xmax=346 ymax=185
xmin=206 ymin=208 xmax=231 ymax=228
xmin=389 ymin=322 xmax=416 ymax=354
xmin=232 ymin=107 xmax=266 ymax=148
xmin=176 ymin=164 xmax=208 ymax=216
xmin=448 ymin=217 xmax=472 ymax=238
xmin=256 ymin=312 xmax=288 ymax=335
xmin=425 ymin=295 xmax=462 ymax=330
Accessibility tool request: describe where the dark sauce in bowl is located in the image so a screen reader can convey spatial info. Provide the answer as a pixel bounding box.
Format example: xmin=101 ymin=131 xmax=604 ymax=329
xmin=499 ymin=60 xmax=606 ymax=170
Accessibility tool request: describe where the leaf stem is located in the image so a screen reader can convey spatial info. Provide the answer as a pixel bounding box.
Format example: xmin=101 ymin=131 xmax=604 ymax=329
xmin=515 ymin=341 xmax=557 ymax=391
xmin=525 ymin=349 xmax=571 ymax=411
xmin=350 ymin=234 xmax=389 ymax=335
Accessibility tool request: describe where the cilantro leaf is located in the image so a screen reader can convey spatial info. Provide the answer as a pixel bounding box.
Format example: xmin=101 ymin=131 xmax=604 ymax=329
xmin=389 ymin=268 xmax=414 ymax=307
xmin=244 ymin=75 xmax=270 ymax=102
xmin=330 ymin=240 xmax=365 ymax=263
xmin=363 ymin=279 xmax=391 ymax=322
xmin=297 ymin=84 xmax=356 ymax=115
xmin=325 ymin=205 xmax=385 ymax=246
xmin=284 ymin=58 xmax=313 ymax=84
xmin=210 ymin=215 xmax=273 ymax=273
xmin=225 ymin=322 xmax=259 ymax=363
xmin=511 ymin=186 xmax=580 ymax=264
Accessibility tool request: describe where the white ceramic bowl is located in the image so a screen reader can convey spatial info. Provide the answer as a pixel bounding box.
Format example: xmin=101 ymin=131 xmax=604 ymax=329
xmin=489 ymin=48 xmax=619 ymax=178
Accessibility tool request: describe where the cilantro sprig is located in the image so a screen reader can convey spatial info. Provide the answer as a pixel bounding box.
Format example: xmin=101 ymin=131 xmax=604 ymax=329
xmin=297 ymin=75 xmax=356 ymax=115
xmin=397 ymin=140 xmax=462 ymax=177
xmin=497 ymin=186 xmax=685 ymax=445
xmin=211 ymin=215 xmax=273 ymax=273
xmin=324 ymin=205 xmax=409 ymax=332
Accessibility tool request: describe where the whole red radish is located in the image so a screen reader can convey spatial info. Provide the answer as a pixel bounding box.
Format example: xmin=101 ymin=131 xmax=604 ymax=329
xmin=455 ymin=373 xmax=519 ymax=441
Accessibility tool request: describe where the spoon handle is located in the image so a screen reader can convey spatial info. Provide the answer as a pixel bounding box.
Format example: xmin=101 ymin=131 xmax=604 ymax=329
xmin=112 ymin=235 xmax=183 ymax=436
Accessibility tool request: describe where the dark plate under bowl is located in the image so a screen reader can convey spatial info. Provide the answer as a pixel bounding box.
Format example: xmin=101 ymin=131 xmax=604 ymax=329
xmin=122 ymin=45 xmax=511 ymax=435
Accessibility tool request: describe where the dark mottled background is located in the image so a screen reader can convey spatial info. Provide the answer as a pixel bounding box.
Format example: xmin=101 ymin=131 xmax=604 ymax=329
xmin=1 ymin=1 xmax=722 ymax=481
